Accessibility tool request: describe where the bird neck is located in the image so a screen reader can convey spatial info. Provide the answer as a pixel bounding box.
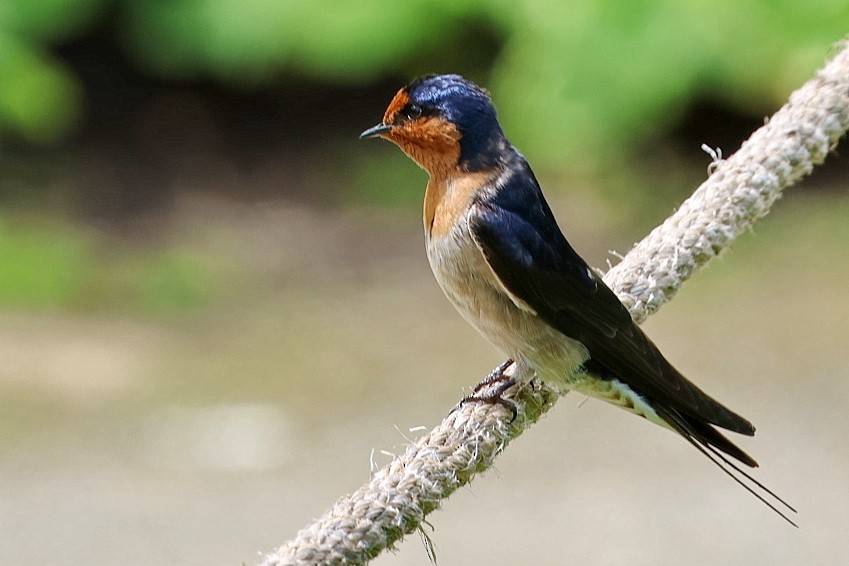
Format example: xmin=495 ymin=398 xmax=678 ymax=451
xmin=423 ymin=167 xmax=497 ymax=238
xmin=457 ymin=127 xmax=509 ymax=172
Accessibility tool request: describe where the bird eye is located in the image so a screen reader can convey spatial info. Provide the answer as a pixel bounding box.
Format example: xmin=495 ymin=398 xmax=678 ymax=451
xmin=403 ymin=104 xmax=423 ymax=121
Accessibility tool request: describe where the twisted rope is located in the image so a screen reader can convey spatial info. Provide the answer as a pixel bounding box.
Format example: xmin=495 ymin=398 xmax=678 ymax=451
xmin=260 ymin=42 xmax=849 ymax=566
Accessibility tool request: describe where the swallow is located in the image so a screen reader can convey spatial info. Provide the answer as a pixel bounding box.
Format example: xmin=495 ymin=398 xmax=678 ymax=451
xmin=361 ymin=74 xmax=795 ymax=525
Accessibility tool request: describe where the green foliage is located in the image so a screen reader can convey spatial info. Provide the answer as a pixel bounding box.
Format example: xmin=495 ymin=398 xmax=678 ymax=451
xmin=489 ymin=0 xmax=849 ymax=170
xmin=0 ymin=215 xmax=89 ymax=307
xmin=2 ymin=0 xmax=849 ymax=166
xmin=0 ymin=0 xmax=103 ymax=141
xmin=0 ymin=35 xmax=80 ymax=142
xmin=122 ymin=0 xmax=468 ymax=82
xmin=0 ymin=215 xmax=214 ymax=313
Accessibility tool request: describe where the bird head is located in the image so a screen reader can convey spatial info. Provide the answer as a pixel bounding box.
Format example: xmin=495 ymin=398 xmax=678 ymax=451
xmin=360 ymin=74 xmax=506 ymax=177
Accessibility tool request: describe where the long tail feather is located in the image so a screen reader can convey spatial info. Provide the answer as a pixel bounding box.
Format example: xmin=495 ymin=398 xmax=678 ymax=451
xmin=657 ymin=407 xmax=798 ymax=527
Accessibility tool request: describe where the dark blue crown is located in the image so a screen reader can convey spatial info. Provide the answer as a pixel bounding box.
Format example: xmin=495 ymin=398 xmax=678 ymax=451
xmin=406 ymin=74 xmax=506 ymax=170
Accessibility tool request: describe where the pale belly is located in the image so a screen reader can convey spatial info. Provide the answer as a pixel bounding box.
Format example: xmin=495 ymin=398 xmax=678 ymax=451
xmin=425 ymin=225 xmax=590 ymax=389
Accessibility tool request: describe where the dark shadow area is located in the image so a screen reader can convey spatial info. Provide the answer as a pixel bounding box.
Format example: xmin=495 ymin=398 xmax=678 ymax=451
xmin=0 ymin=13 xmax=505 ymax=226
xmin=670 ymin=97 xmax=849 ymax=189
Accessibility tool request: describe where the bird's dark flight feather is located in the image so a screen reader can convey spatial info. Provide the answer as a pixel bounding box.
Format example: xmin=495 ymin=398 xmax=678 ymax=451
xmin=468 ymin=159 xmax=757 ymax=457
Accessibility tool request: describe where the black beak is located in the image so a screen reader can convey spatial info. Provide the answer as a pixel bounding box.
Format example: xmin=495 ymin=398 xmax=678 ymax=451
xmin=359 ymin=123 xmax=393 ymax=139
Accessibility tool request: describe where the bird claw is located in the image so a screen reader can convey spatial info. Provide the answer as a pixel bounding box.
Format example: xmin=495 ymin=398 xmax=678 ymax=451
xmin=460 ymin=362 xmax=519 ymax=422
xmin=472 ymin=359 xmax=515 ymax=393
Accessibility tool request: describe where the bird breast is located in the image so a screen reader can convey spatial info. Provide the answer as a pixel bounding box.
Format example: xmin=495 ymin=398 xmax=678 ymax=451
xmin=425 ymin=212 xmax=589 ymax=380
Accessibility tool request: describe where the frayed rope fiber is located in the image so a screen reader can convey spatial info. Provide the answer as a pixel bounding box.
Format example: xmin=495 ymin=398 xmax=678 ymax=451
xmin=260 ymin=42 xmax=849 ymax=566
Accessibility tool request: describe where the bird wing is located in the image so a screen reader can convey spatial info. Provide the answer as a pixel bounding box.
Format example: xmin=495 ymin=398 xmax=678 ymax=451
xmin=467 ymin=166 xmax=754 ymax=436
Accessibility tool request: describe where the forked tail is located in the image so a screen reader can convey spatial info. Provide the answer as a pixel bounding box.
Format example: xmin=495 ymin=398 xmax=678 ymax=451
xmin=657 ymin=407 xmax=798 ymax=527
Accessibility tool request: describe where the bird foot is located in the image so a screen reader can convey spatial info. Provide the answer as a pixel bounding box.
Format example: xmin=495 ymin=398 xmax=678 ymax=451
xmin=460 ymin=361 xmax=518 ymax=422
xmin=472 ymin=359 xmax=515 ymax=393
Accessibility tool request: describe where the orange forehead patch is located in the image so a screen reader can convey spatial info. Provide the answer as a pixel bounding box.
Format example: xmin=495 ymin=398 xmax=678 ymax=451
xmin=382 ymin=88 xmax=410 ymax=124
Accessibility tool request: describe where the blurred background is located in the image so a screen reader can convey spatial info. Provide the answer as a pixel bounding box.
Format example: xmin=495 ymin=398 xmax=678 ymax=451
xmin=1 ymin=1 xmax=848 ymax=564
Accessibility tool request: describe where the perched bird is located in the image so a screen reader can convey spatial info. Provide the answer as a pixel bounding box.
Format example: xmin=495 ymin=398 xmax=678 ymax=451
xmin=361 ymin=74 xmax=794 ymax=524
